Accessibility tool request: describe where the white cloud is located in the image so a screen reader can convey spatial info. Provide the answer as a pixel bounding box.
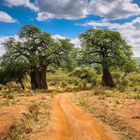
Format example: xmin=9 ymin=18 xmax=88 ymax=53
xmin=88 ymin=0 xmax=140 ymax=20
xmin=36 ymin=0 xmax=88 ymax=20
xmin=5 ymin=0 xmax=39 ymax=12
xmin=53 ymin=34 xmax=80 ymax=48
xmin=36 ymin=0 xmax=140 ymax=21
xmin=36 ymin=12 xmax=54 ymax=21
xmin=0 ymin=36 xmax=9 ymax=56
xmin=77 ymin=17 xmax=140 ymax=57
xmin=53 ymin=34 xmax=66 ymax=40
xmin=79 ymin=20 xmax=121 ymax=30
xmin=4 ymin=0 xmax=140 ymax=21
xmin=35 ymin=0 xmax=140 ymax=21
xmin=0 ymin=11 xmax=16 ymax=23
xmin=71 ymin=38 xmax=80 ymax=48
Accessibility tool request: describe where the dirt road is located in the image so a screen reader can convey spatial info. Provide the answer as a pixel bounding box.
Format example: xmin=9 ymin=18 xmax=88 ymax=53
xmin=34 ymin=93 xmax=119 ymax=140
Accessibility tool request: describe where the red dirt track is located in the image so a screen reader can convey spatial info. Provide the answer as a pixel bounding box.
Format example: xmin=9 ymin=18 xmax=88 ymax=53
xmin=33 ymin=93 xmax=119 ymax=140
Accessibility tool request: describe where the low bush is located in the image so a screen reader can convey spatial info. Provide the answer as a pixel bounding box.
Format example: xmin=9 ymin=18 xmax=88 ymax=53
xmin=69 ymin=68 xmax=98 ymax=88
xmin=121 ymin=79 xmax=129 ymax=86
xmin=133 ymin=94 xmax=140 ymax=100
xmin=60 ymin=81 xmax=68 ymax=89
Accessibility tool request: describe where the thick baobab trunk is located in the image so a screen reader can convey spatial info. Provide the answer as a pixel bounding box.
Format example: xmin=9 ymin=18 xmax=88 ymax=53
xmin=102 ymin=68 xmax=115 ymax=87
xmin=30 ymin=67 xmax=48 ymax=90
xmin=38 ymin=67 xmax=48 ymax=89
xmin=31 ymin=71 xmax=38 ymax=89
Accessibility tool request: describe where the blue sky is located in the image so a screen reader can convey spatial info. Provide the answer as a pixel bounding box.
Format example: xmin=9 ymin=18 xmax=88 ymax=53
xmin=0 ymin=0 xmax=140 ymax=57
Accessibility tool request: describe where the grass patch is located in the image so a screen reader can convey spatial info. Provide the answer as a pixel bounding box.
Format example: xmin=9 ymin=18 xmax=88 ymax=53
xmin=132 ymin=94 xmax=140 ymax=100
xmin=0 ymin=100 xmax=17 ymax=108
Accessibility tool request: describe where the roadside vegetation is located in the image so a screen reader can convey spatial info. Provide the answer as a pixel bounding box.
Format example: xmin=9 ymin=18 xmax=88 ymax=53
xmin=5 ymin=96 xmax=51 ymax=140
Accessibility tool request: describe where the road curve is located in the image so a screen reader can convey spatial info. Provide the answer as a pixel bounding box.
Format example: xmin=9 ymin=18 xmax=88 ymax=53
xmin=33 ymin=93 xmax=119 ymax=140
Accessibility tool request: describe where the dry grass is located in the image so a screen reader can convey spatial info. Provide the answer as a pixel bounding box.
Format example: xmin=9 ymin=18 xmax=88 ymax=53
xmin=5 ymin=97 xmax=51 ymax=140
xmin=72 ymin=89 xmax=138 ymax=140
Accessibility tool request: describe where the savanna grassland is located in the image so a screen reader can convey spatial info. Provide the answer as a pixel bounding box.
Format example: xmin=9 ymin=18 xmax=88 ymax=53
xmin=0 ymin=25 xmax=140 ymax=140
xmin=0 ymin=68 xmax=139 ymax=140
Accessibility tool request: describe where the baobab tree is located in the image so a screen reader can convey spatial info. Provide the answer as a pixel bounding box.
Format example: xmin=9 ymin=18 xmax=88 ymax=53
xmin=2 ymin=25 xmax=74 ymax=89
xmin=79 ymin=29 xmax=136 ymax=87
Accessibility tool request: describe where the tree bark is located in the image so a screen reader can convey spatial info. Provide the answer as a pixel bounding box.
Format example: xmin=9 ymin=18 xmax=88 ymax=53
xmin=102 ymin=68 xmax=115 ymax=87
xmin=20 ymin=81 xmax=25 ymax=90
xmin=18 ymin=76 xmax=25 ymax=90
xmin=31 ymin=71 xmax=38 ymax=89
xmin=30 ymin=67 xmax=48 ymax=90
xmin=37 ymin=67 xmax=48 ymax=89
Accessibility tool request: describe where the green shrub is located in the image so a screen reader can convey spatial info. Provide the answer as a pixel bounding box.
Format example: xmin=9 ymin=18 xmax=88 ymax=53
xmin=133 ymin=94 xmax=140 ymax=100
xmin=69 ymin=68 xmax=98 ymax=87
xmin=121 ymin=79 xmax=129 ymax=87
xmin=117 ymin=79 xmax=129 ymax=92
xmin=133 ymin=87 xmax=139 ymax=92
xmin=60 ymin=81 xmax=68 ymax=88
xmin=67 ymin=77 xmax=80 ymax=86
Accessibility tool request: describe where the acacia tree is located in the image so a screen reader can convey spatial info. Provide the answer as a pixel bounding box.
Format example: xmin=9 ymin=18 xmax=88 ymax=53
xmin=79 ymin=29 xmax=136 ymax=87
xmin=2 ymin=25 xmax=73 ymax=89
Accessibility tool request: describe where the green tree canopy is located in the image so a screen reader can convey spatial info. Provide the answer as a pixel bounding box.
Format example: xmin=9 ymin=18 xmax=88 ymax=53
xmin=2 ymin=25 xmax=74 ymax=89
xmin=79 ymin=29 xmax=136 ymax=87
xmin=0 ymin=59 xmax=27 ymax=90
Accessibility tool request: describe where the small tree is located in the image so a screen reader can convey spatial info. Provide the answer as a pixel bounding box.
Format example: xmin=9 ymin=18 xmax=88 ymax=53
xmin=79 ymin=29 xmax=136 ymax=87
xmin=0 ymin=59 xmax=27 ymax=90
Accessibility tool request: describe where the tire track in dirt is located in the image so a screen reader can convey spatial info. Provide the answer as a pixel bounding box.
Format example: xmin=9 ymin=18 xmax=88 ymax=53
xmin=33 ymin=93 xmax=119 ymax=140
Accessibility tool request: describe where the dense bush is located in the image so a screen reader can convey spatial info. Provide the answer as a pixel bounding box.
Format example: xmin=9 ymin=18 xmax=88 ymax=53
xmin=0 ymin=65 xmax=26 ymax=90
xmin=69 ymin=68 xmax=98 ymax=87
